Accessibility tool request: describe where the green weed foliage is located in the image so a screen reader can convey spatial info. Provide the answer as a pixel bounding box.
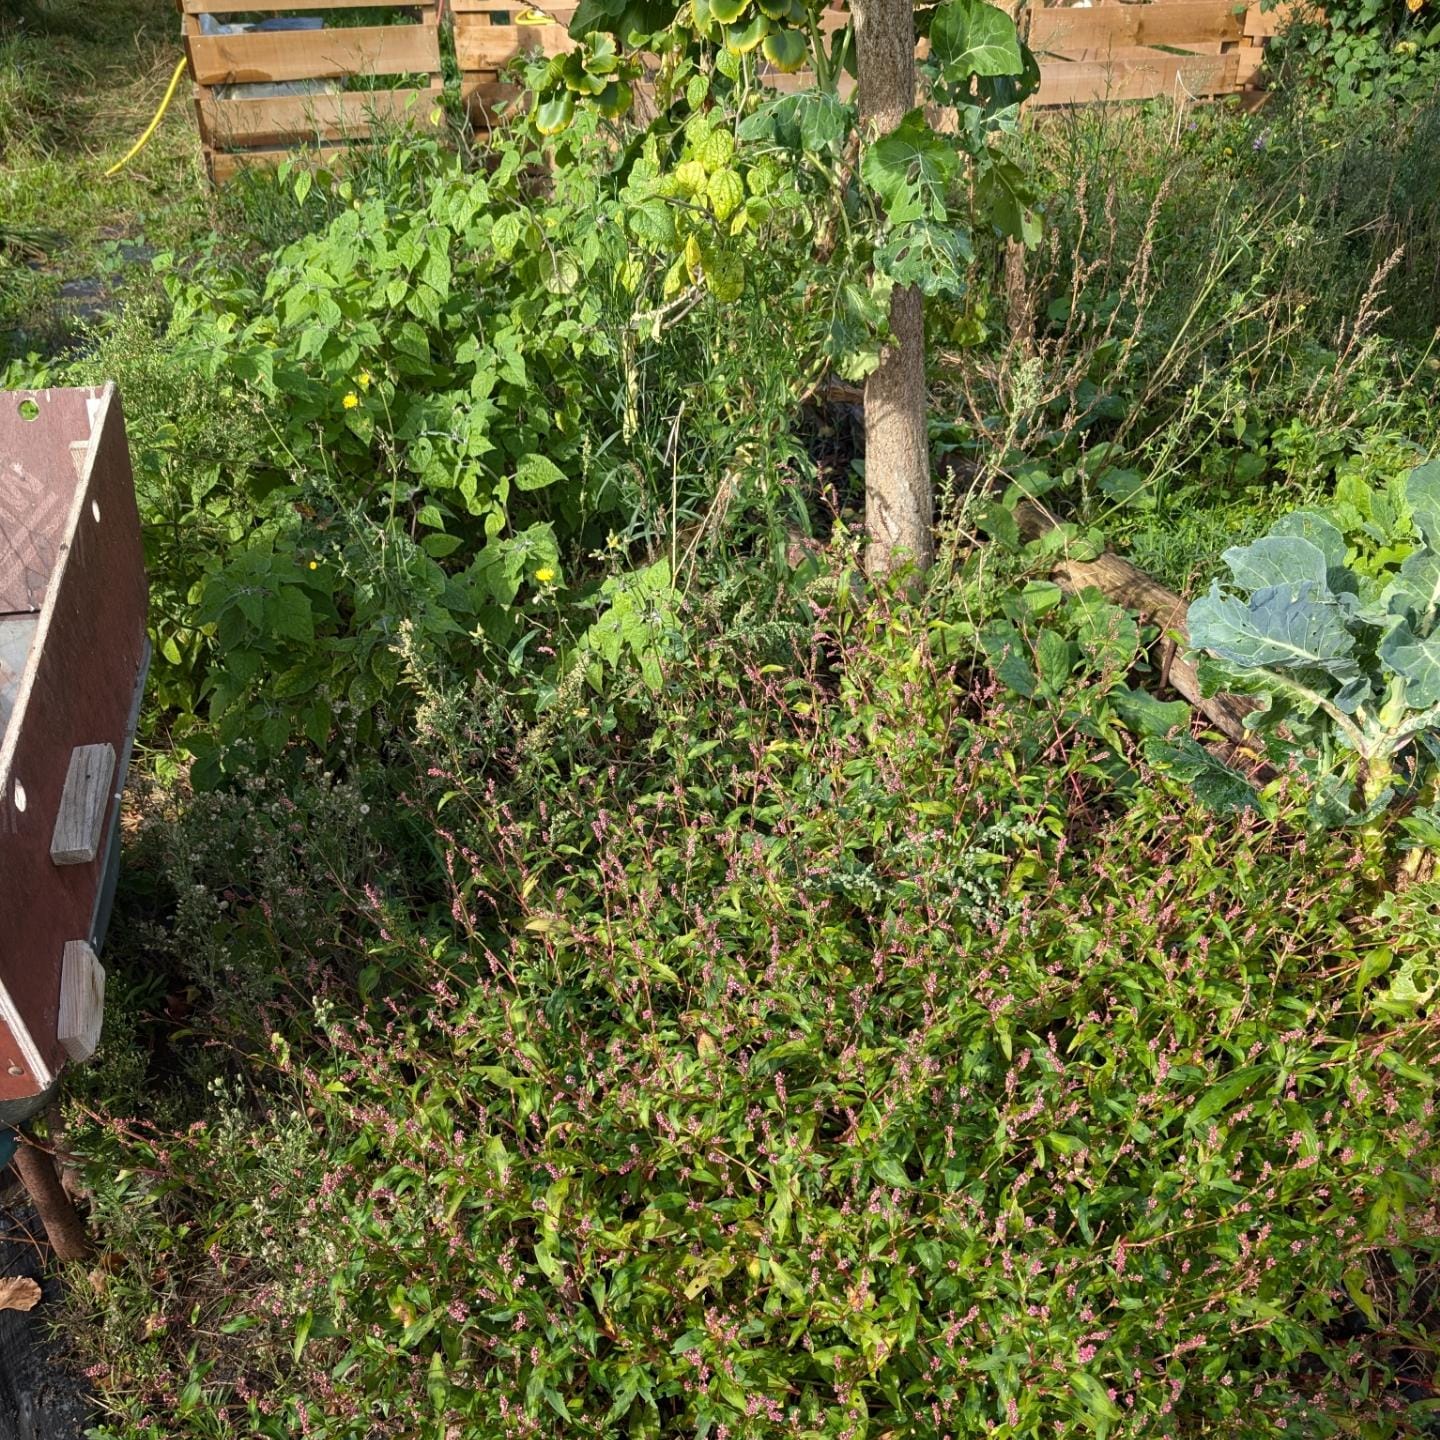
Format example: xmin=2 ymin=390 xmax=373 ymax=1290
xmin=73 ymin=595 xmax=1440 ymax=1437
xmin=1268 ymin=0 xmax=1440 ymax=104
xmin=102 ymin=125 xmax=828 ymax=780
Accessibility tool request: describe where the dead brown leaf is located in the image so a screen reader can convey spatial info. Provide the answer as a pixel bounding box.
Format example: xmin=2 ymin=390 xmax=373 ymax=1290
xmin=0 ymin=1277 xmax=41 ymax=1312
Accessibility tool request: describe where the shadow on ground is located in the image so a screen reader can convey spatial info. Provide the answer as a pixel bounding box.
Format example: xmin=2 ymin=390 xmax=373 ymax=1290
xmin=0 ymin=1194 xmax=91 ymax=1440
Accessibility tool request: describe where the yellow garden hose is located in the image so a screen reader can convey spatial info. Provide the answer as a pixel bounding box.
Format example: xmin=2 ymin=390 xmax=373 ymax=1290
xmin=105 ymin=56 xmax=188 ymax=178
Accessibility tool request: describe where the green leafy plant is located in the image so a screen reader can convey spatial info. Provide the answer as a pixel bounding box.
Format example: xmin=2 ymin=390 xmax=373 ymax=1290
xmin=102 ymin=120 xmax=823 ymax=784
xmin=1187 ymin=459 xmax=1440 ymax=832
xmin=1270 ymin=0 xmax=1440 ymax=104
xmin=532 ymin=0 xmax=1040 ymax=371
xmin=522 ymin=0 xmax=1041 ymax=573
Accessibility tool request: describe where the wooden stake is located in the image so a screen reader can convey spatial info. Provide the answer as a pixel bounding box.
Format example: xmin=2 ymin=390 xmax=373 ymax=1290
xmin=1015 ymin=499 xmax=1257 ymax=743
xmin=12 ymin=1141 xmax=89 ymax=1262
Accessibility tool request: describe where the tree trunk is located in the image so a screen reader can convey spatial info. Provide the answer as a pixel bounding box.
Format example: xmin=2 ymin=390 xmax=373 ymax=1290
xmin=853 ymin=0 xmax=933 ymax=577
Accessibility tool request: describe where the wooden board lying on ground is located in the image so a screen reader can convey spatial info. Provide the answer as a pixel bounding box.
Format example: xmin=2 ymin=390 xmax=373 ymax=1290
xmin=1015 ymin=498 xmax=1257 ymax=744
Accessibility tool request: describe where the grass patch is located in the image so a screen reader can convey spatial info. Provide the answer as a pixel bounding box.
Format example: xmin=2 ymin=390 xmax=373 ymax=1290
xmin=0 ymin=0 xmax=212 ymax=357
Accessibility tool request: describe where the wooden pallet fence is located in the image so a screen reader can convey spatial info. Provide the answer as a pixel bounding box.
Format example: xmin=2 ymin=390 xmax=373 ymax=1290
xmin=455 ymin=0 xmax=1305 ymax=129
xmin=1024 ymin=0 xmax=1299 ymax=104
xmin=453 ymin=1 xmax=583 ymax=126
xmin=179 ymin=0 xmax=444 ymax=183
xmin=182 ymin=0 xmax=1306 ymax=172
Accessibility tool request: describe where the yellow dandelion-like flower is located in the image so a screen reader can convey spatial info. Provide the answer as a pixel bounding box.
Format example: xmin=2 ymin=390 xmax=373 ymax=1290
xmin=308 ymin=560 xmax=319 ymax=571
xmin=535 ymin=566 xmax=556 ymax=584
xmin=343 ymin=392 xmax=360 ymax=410
xmin=357 ymin=371 xmax=373 ymax=391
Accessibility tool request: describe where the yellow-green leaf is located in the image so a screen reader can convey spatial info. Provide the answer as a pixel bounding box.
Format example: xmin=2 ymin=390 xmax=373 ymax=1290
xmin=707 ymin=169 xmax=745 ymax=222
xmin=725 ymin=10 xmax=771 ymax=52
xmin=762 ymin=26 xmax=809 ymax=71
xmin=532 ymin=91 xmax=575 ymax=135
xmin=684 ymin=232 xmax=705 ymax=282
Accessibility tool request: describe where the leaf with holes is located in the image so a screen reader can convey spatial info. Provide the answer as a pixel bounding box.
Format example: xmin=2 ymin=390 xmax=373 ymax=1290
xmin=1188 ymin=580 xmax=1360 ymax=679
xmin=931 ymin=0 xmax=1024 ymax=78
xmin=1380 ymin=620 xmax=1440 ymax=707
xmin=515 ymin=454 xmax=567 ymax=491
xmin=860 ymin=111 xmax=960 ymax=225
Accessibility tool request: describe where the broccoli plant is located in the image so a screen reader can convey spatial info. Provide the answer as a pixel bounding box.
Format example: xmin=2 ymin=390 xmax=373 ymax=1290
xmin=1187 ymin=460 xmax=1440 ymax=848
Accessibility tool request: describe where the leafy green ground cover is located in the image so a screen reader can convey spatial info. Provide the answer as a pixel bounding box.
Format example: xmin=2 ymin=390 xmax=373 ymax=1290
xmin=5 ymin=0 xmax=1440 ymax=1434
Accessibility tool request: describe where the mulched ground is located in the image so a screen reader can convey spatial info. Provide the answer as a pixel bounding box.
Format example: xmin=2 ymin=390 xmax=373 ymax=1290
xmin=0 ymin=1187 xmax=91 ymax=1440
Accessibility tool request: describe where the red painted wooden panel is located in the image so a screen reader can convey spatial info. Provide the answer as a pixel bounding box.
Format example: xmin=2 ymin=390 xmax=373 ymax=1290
xmin=0 ymin=386 xmax=147 ymax=1102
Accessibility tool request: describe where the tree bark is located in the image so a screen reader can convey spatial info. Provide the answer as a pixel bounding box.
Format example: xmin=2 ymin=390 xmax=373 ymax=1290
xmin=853 ymin=0 xmax=934 ymax=577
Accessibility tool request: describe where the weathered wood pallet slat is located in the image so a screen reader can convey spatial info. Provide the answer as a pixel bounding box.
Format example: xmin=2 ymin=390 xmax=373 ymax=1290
xmin=188 ymin=25 xmax=439 ymax=87
xmin=454 ymin=0 xmax=1303 ymax=127
xmin=207 ymin=144 xmax=354 ymax=183
xmin=1036 ymin=50 xmax=1239 ymax=104
xmin=198 ymin=84 xmax=443 ymax=148
xmin=1029 ymin=1 xmax=1246 ymax=51
xmin=455 ymin=22 xmax=576 ymax=70
xmin=180 ymin=0 xmax=414 ymax=11
xmin=50 ymin=744 xmax=116 ymax=867
xmin=183 ymin=2 xmax=442 ymax=183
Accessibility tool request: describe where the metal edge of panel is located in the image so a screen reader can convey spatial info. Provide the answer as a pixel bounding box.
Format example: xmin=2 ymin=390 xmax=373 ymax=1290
xmin=88 ymin=635 xmax=151 ymax=957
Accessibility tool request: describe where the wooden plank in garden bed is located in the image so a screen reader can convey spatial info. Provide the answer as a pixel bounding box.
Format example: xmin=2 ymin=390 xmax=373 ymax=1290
xmin=179 ymin=0 xmax=418 ymax=10
xmin=198 ymin=84 xmax=443 ymax=148
xmin=1233 ymin=43 xmax=1267 ymax=83
xmin=187 ymin=24 xmax=440 ymax=86
xmin=1056 ymin=41 xmax=1232 ymax=60
xmin=206 ymin=144 xmax=354 ymax=183
xmin=451 ymin=0 xmax=1292 ymax=129
xmin=460 ymin=73 xmax=524 ymax=119
xmin=451 ymin=0 xmax=578 ymax=14
xmin=1243 ymin=0 xmax=1316 ymax=37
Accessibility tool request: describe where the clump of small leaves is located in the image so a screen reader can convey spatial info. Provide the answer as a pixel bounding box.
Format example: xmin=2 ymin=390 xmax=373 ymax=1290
xmin=65 ymin=587 xmax=1440 ymax=1439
